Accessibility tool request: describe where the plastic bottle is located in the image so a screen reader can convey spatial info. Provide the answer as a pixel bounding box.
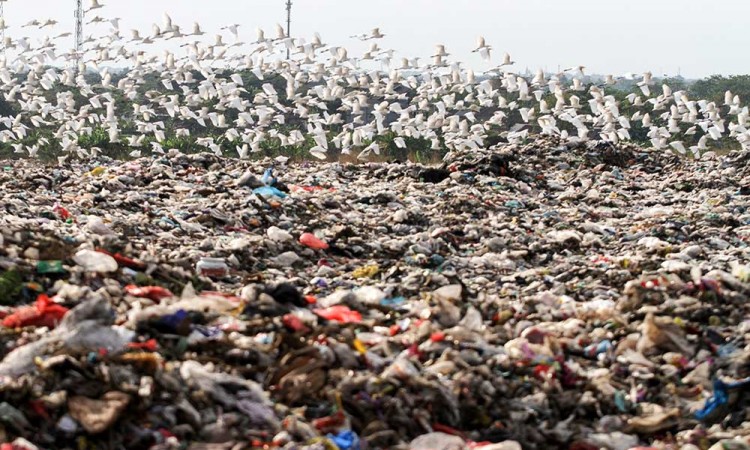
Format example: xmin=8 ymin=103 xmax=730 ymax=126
xmin=196 ymin=257 xmax=229 ymax=278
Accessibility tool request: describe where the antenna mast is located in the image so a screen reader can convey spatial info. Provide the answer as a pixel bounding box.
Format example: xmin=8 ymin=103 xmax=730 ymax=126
xmin=285 ymin=0 xmax=292 ymax=59
xmin=75 ymin=0 xmax=83 ymax=64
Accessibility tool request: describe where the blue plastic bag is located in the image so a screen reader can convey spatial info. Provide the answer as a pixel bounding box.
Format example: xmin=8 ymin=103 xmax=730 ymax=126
xmin=156 ymin=309 xmax=190 ymax=333
xmin=253 ymin=186 xmax=287 ymax=199
xmin=380 ymin=296 xmax=406 ymax=308
xmin=584 ymin=339 xmax=612 ymax=357
xmin=327 ymin=430 xmax=361 ymax=450
xmin=261 ymin=167 xmax=277 ymax=186
xmin=696 ymin=377 xmax=750 ymax=420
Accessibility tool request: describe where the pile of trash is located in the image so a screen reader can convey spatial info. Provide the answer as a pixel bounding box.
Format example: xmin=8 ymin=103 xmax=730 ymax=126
xmin=1 ymin=138 xmax=750 ymax=449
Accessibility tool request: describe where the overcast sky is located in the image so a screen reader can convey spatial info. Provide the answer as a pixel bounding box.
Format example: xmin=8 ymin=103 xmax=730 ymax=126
xmin=2 ymin=0 xmax=747 ymax=78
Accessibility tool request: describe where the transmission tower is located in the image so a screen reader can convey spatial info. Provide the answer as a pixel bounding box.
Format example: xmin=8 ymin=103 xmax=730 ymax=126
xmin=285 ymin=0 xmax=292 ymax=59
xmin=75 ymin=0 xmax=83 ymax=63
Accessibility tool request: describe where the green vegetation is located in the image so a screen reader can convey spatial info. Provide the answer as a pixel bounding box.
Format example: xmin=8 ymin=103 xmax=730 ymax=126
xmin=691 ymin=75 xmax=750 ymax=104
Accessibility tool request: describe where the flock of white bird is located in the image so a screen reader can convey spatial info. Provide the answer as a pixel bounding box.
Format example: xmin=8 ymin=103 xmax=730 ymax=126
xmin=0 ymin=0 xmax=746 ymax=163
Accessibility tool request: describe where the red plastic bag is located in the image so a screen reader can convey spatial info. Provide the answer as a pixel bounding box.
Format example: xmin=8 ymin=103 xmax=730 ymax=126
xmin=282 ymin=313 xmax=309 ymax=332
xmin=128 ymin=339 xmax=159 ymax=351
xmin=430 ymin=331 xmax=446 ymax=342
xmin=0 ymin=439 xmax=43 ymax=450
xmin=199 ymin=291 xmax=243 ymax=302
xmin=95 ymin=249 xmax=146 ymax=270
xmin=533 ymin=364 xmax=556 ymax=380
xmin=125 ymin=285 xmax=173 ymax=301
xmin=290 ymin=185 xmax=336 ymax=193
xmin=299 ymin=232 xmax=329 ymax=250
xmin=2 ymin=294 xmax=69 ymax=329
xmin=312 ymin=410 xmax=346 ymax=432
xmin=313 ymin=305 xmax=362 ymax=323
xmin=53 ymin=204 xmax=72 ymax=220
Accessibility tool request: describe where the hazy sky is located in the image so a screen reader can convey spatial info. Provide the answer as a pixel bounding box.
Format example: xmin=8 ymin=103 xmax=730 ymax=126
xmin=3 ymin=0 xmax=747 ymax=78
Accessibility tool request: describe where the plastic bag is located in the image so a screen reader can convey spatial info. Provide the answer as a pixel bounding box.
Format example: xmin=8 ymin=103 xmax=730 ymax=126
xmin=179 ymin=360 xmax=269 ymax=407
xmin=696 ymin=377 xmax=750 ymax=421
xmin=124 ymin=285 xmax=173 ymax=301
xmin=299 ymin=232 xmax=329 ymax=250
xmin=637 ymin=313 xmax=694 ymax=356
xmin=63 ymin=321 xmax=136 ymax=354
xmin=253 ymin=186 xmax=287 ymax=198
xmin=267 ymin=226 xmax=293 ymax=243
xmin=409 ymin=432 xmax=467 ymax=450
xmin=627 ymin=408 xmax=679 ymax=433
xmin=72 ymin=250 xmax=118 ymax=273
xmin=2 ymin=294 xmax=69 ymax=329
xmin=67 ymin=391 xmax=130 ymax=434
xmin=327 ymin=430 xmax=361 ymax=450
xmin=314 ymin=305 xmax=362 ymax=324
xmin=0 ymin=297 xmax=131 ymax=377
xmin=382 ymin=353 xmax=420 ymax=379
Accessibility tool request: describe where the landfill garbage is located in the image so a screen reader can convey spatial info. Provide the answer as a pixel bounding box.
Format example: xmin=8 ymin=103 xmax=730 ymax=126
xmin=1 ymin=142 xmax=750 ymax=448
xmin=67 ymin=391 xmax=131 ymax=434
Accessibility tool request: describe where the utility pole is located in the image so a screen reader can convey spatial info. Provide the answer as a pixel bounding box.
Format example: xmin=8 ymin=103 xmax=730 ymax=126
xmin=285 ymin=0 xmax=292 ymax=59
xmin=0 ymin=0 xmax=6 ymax=57
xmin=75 ymin=0 xmax=83 ymax=65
